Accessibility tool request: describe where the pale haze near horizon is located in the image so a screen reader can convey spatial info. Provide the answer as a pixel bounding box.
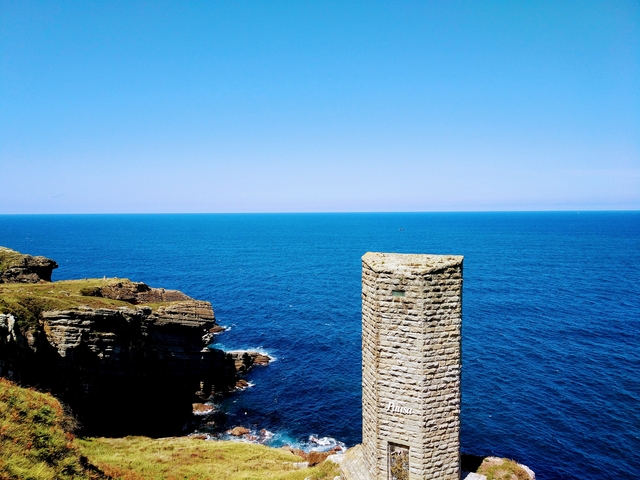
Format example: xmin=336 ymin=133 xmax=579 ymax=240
xmin=1 ymin=1 xmax=638 ymax=214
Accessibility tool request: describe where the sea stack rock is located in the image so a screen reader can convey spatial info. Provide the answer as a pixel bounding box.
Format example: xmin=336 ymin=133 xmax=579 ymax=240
xmin=227 ymin=350 xmax=272 ymax=374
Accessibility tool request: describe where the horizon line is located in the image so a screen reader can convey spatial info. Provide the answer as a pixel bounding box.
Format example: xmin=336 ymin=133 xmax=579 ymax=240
xmin=1 ymin=209 xmax=639 ymax=216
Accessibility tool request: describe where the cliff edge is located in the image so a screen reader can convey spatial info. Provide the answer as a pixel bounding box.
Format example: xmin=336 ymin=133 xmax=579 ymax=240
xmin=0 ymin=246 xmax=58 ymax=283
xmin=0 ymin=248 xmax=248 ymax=437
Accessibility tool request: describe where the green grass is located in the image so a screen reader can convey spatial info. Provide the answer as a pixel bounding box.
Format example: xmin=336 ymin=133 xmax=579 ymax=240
xmin=0 ymin=378 xmax=100 ymax=480
xmin=0 ymin=247 xmax=28 ymax=274
xmin=0 ymin=279 xmax=169 ymax=330
xmin=77 ymin=436 xmax=340 ymax=480
xmin=478 ymin=457 xmax=530 ymax=480
xmin=0 ymin=380 xmax=340 ymax=480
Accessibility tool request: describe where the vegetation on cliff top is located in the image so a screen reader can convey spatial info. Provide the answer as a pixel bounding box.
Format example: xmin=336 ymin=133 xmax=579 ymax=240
xmin=0 ymin=247 xmax=200 ymax=330
xmin=0 ymin=379 xmax=340 ymax=480
xmin=0 ymin=279 xmax=168 ymax=330
xmin=0 ymin=248 xmax=26 ymax=273
xmin=477 ymin=457 xmax=531 ymax=480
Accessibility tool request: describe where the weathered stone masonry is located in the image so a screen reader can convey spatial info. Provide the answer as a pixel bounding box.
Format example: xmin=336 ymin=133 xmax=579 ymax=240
xmin=347 ymin=252 xmax=463 ymax=480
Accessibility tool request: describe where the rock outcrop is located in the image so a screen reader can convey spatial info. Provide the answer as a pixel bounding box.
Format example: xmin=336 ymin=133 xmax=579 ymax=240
xmin=0 ymin=247 xmax=266 ymax=437
xmin=227 ymin=350 xmax=272 ymax=374
xmin=0 ymin=247 xmax=58 ymax=283
xmin=80 ymin=281 xmax=193 ymax=304
xmin=229 ymin=426 xmax=250 ymax=436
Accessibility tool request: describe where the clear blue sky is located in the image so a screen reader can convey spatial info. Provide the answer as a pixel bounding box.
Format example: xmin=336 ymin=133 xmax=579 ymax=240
xmin=1 ymin=1 xmax=638 ymax=213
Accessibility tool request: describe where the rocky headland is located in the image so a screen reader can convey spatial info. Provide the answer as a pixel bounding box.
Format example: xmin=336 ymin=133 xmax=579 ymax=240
xmin=0 ymin=246 xmax=58 ymax=283
xmin=0 ymin=247 xmax=269 ymax=437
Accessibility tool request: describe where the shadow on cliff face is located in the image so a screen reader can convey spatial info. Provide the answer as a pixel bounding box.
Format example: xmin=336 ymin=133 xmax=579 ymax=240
xmin=0 ymin=300 xmax=240 ymax=437
xmin=66 ymin=344 xmax=237 ymax=437
xmin=461 ymin=454 xmax=485 ymax=473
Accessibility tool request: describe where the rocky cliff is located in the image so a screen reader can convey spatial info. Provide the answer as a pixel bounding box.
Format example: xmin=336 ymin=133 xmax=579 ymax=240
xmin=0 ymin=248 xmax=261 ymax=437
xmin=0 ymin=246 xmax=58 ymax=283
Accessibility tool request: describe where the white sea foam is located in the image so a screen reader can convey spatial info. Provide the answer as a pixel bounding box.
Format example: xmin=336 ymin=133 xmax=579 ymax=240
xmin=307 ymin=435 xmax=346 ymax=452
xmin=235 ymin=381 xmax=255 ymax=391
xmin=211 ymin=326 xmax=231 ymax=334
xmin=253 ymin=347 xmax=277 ymax=362
xmin=259 ymin=429 xmax=274 ymax=441
xmin=212 ymin=428 xmax=344 ymax=453
xmin=224 ymin=347 xmax=276 ymax=363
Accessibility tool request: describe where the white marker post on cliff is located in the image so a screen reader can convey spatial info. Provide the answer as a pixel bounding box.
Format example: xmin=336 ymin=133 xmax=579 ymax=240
xmin=341 ymin=252 xmax=463 ymax=480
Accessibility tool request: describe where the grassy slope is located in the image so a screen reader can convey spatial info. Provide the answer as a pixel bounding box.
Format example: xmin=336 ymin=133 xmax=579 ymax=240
xmin=0 ymin=278 xmax=157 ymax=310
xmin=0 ymin=380 xmax=339 ymax=480
xmin=77 ymin=437 xmax=339 ymax=480
xmin=0 ymin=378 xmax=99 ymax=480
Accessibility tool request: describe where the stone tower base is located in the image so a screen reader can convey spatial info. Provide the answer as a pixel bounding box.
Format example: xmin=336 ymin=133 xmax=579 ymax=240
xmin=340 ymin=444 xmax=372 ymax=480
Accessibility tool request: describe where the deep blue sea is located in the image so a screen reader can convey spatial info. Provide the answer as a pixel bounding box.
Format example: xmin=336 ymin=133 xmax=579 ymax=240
xmin=1 ymin=212 xmax=638 ymax=479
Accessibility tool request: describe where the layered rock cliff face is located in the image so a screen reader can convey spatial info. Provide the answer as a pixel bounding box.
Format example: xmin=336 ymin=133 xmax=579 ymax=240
xmin=0 ymin=248 xmax=255 ymax=437
xmin=0 ymin=246 xmax=58 ymax=283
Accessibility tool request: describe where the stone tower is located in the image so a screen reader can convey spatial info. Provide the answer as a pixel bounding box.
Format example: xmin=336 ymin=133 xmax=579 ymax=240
xmin=344 ymin=252 xmax=463 ymax=480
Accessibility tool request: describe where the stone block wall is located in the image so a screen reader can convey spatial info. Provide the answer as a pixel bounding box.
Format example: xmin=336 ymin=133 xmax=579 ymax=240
xmin=361 ymin=252 xmax=463 ymax=480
